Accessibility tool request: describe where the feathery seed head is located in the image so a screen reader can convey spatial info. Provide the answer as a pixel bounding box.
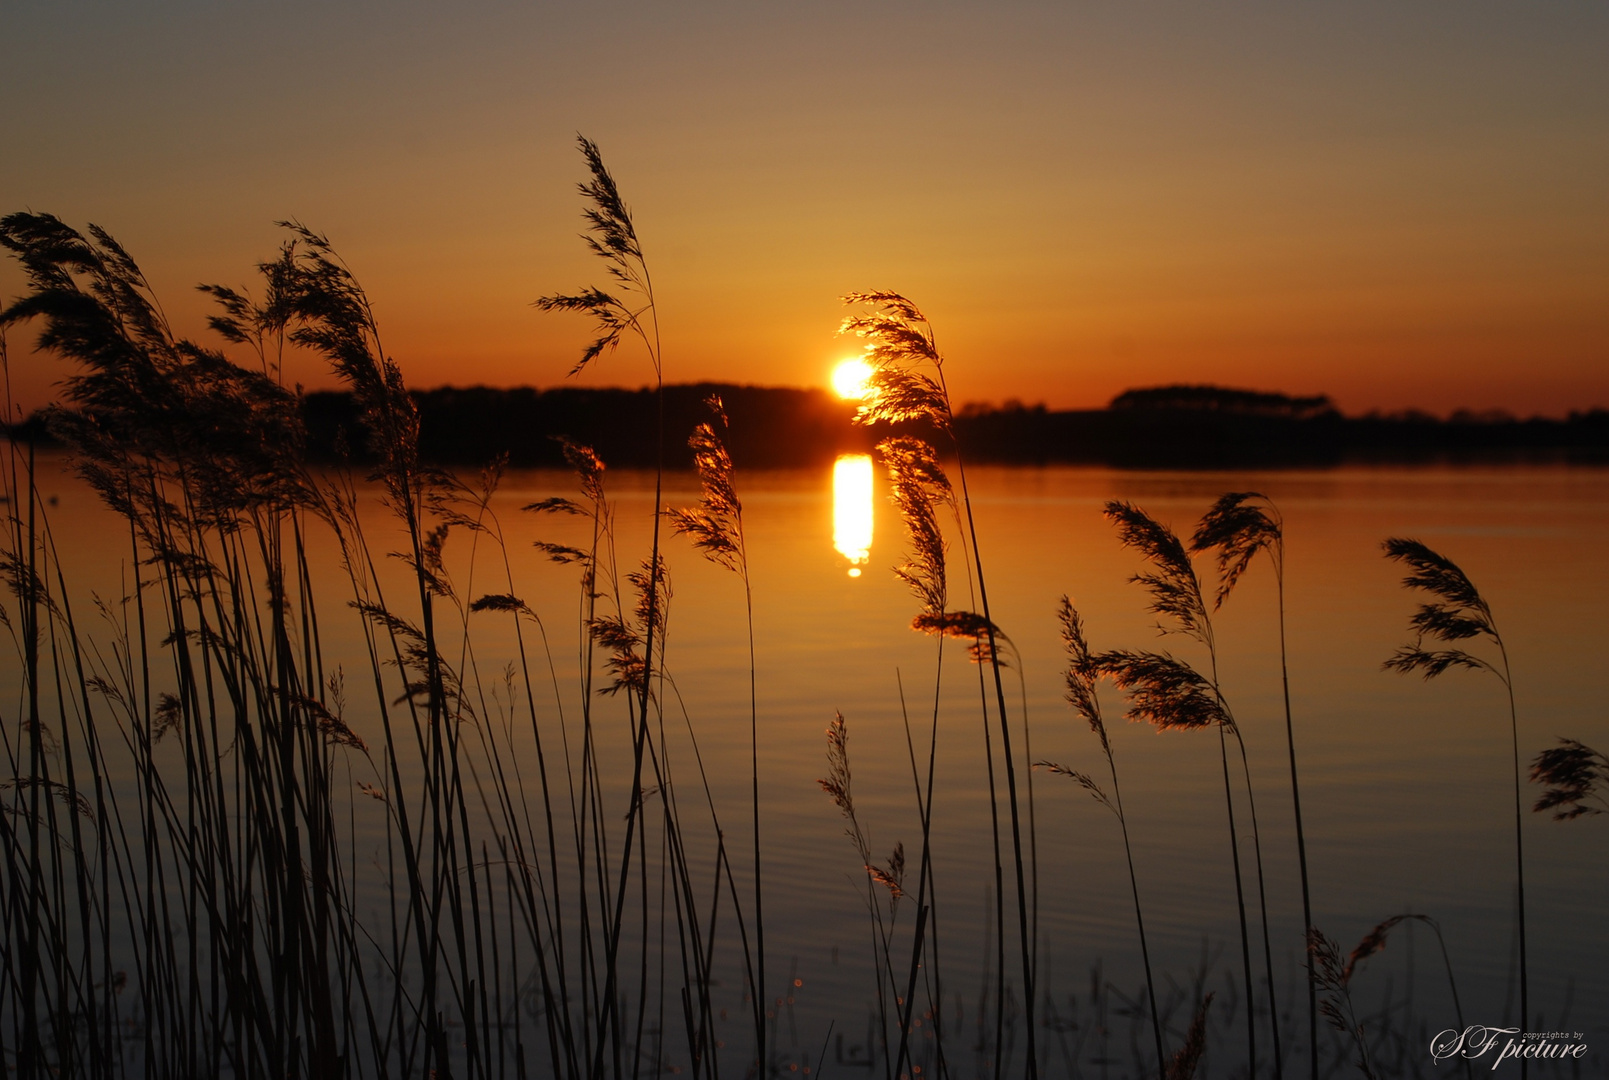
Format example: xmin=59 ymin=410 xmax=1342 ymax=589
xmin=1190 ymin=492 xmax=1282 ymax=609
xmin=838 ymin=293 xmax=951 ymax=430
xmin=1530 ymin=738 xmax=1608 ymax=820
xmin=1104 ymin=501 xmax=1210 ymax=642
xmin=1382 ymin=538 xmax=1499 ymax=681
xmin=536 ymin=136 xmax=655 ymax=377
xmin=1058 ymin=598 xmax=1107 ymax=752
xmin=669 ymin=400 xmax=745 ymax=573
xmin=1095 ymin=649 xmax=1230 ymax=732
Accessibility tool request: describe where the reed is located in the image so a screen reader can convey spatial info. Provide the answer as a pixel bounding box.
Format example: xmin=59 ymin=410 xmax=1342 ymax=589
xmin=0 ymin=191 xmax=760 ymax=1080
xmin=1530 ymin=739 xmax=1608 ymax=820
xmin=1036 ymin=597 xmax=1167 ymax=1080
xmin=3 ymin=156 xmax=1600 ymax=1080
xmin=1101 ymin=500 xmax=1278 ymax=1079
xmin=1308 ymin=913 xmax=1468 ymax=1080
xmin=1383 ymin=537 xmax=1529 ymax=1071
xmin=817 ymin=709 xmax=906 ymax=1080
xmin=842 ymin=291 xmax=1039 ymax=1079
xmin=667 ymin=395 xmax=767 ymax=1071
xmin=539 ymin=135 xmax=691 ymax=1079
xmin=1192 ymin=492 xmax=1315 ymax=1080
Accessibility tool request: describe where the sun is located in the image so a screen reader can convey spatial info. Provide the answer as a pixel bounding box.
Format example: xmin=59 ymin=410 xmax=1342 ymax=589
xmin=832 ymin=358 xmax=874 ymax=400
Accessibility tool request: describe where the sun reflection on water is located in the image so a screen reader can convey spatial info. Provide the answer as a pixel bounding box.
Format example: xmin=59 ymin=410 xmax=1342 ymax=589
xmin=832 ymin=454 xmax=873 ymax=577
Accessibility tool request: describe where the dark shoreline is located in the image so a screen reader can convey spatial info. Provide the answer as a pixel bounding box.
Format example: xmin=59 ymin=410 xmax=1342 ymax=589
xmin=13 ymin=382 xmax=1609 ymax=470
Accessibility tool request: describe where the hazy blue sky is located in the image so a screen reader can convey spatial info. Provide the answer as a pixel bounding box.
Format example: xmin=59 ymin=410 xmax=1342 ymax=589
xmin=4 ymin=1 xmax=1606 ymax=414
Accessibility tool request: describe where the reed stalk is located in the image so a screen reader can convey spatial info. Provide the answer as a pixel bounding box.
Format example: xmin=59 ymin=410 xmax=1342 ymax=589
xmin=1193 ymin=492 xmax=1310 ymax=1079
xmin=1037 ymin=597 xmax=1166 ymax=1080
xmin=1101 ymin=500 xmax=1267 ymax=1078
xmin=1383 ymin=537 xmax=1529 ymax=1076
xmin=841 ymin=291 xmax=1038 ymax=1079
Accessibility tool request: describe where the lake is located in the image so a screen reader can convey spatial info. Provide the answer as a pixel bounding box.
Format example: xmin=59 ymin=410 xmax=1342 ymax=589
xmin=18 ymin=452 xmax=1609 ymax=1078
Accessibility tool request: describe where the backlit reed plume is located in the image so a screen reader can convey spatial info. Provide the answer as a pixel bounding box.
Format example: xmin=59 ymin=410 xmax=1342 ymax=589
xmin=539 ymin=135 xmax=673 ymax=1076
xmin=1193 ymin=491 xmax=1318 ymax=1080
xmin=878 ymin=433 xmax=951 ymax=620
xmin=0 ymin=213 xmax=364 ymax=1076
xmin=1307 ymin=929 xmax=1381 ymax=1080
xmin=535 ymin=137 xmax=655 ymax=379
xmin=815 ymin=714 xmax=909 ymax=908
xmin=1167 ymin=994 xmax=1214 ymax=1080
xmin=1037 ymin=598 xmax=1166 ymax=1080
xmin=1308 ymin=913 xmax=1467 ymax=1080
xmin=0 ymin=202 xmax=762 ymax=1079
xmin=843 ymin=292 xmax=1037 ymax=1080
xmin=1103 ymin=499 xmax=1273 ymax=1078
xmin=1530 ymin=739 xmax=1608 ymax=820
xmin=817 ymin=710 xmax=906 ymax=1072
xmin=1383 ymin=538 xmax=1529 ymax=1054
xmin=867 ymin=430 xmax=955 ymax=1078
xmin=668 ymin=395 xmax=769 ymax=1065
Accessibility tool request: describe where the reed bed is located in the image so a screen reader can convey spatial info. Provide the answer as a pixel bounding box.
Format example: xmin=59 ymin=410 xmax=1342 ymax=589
xmin=0 ymin=143 xmax=1602 ymax=1080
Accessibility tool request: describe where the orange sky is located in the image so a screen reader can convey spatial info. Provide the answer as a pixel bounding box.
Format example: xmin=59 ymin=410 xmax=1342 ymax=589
xmin=3 ymin=2 xmax=1606 ymax=417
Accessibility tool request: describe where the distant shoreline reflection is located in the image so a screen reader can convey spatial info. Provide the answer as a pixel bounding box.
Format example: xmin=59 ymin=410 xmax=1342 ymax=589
xmin=832 ymin=454 xmax=873 ymax=577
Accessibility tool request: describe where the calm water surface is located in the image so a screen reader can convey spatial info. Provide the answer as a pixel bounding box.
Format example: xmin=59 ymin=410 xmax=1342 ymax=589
xmin=36 ymin=455 xmax=1609 ymax=1074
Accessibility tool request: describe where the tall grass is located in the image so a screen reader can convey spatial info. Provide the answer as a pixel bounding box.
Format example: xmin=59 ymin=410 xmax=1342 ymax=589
xmin=0 ymin=145 xmax=761 ymax=1078
xmin=0 ymin=159 xmax=1599 ymax=1080
xmin=1100 ymin=501 xmax=1281 ymax=1079
xmin=1192 ymin=492 xmax=1315 ymax=1080
xmin=840 ymin=292 xmax=1039 ymax=1079
xmin=666 ymin=395 xmax=767 ymax=1071
xmin=1530 ymin=739 xmax=1608 ymax=820
xmin=1383 ymin=538 xmax=1530 ymax=1076
xmin=1036 ymin=598 xmax=1167 ymax=1080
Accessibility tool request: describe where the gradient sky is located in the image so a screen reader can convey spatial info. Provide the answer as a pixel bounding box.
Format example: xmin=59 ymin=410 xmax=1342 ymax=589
xmin=3 ymin=1 xmax=1606 ymax=416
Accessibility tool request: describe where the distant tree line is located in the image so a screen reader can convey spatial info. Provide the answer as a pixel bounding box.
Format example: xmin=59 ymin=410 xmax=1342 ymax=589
xmin=10 ymin=382 xmax=1609 ymax=469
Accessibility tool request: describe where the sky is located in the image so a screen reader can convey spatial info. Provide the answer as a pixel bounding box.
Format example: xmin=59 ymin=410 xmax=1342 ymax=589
xmin=2 ymin=1 xmax=1607 ymax=417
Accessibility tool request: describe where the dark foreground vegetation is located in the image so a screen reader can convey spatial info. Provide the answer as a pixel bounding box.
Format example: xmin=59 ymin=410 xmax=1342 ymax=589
xmin=0 ymin=136 xmax=1603 ymax=1080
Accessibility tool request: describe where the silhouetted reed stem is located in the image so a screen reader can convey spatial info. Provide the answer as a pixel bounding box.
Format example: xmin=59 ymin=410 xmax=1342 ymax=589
xmin=1276 ymin=564 xmax=1318 ymax=1080
xmin=1383 ymin=537 xmax=1527 ymax=1076
xmin=1193 ymin=491 xmax=1308 ymax=1079
xmin=949 ymin=430 xmax=1038 ymax=1080
xmin=841 ymin=292 xmax=1037 ymax=1078
xmin=1103 ymin=499 xmax=1270 ymax=1077
xmin=1042 ymin=599 xmax=1165 ymax=1080
xmin=1219 ymin=724 xmax=1258 ymax=1075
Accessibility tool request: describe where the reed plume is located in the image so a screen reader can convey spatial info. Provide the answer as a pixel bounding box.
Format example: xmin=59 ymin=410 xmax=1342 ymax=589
xmin=1166 ymin=993 xmax=1213 ymax=1080
xmin=1103 ymin=499 xmax=1271 ymax=1078
xmin=843 ymin=291 xmax=1037 ymax=1079
xmin=817 ymin=710 xmax=904 ymax=1073
xmin=1193 ymin=491 xmax=1316 ymax=1080
xmin=1383 ymin=538 xmax=1528 ymax=1056
xmin=1038 ymin=597 xmax=1166 ymax=1080
xmin=878 ymin=434 xmax=952 ymax=621
xmin=1308 ymin=913 xmax=1466 ymax=1080
xmin=1530 ymin=738 xmax=1607 ymax=820
xmin=667 ymin=397 xmax=743 ymax=574
xmin=540 ymin=135 xmax=672 ymax=1077
xmin=535 ymin=137 xmax=654 ymax=378
xmin=1307 ymin=929 xmax=1379 ymax=1080
xmin=668 ymin=395 xmax=769 ymax=1069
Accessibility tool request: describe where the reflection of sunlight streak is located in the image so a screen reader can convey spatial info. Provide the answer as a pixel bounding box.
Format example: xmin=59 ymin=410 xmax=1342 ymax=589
xmin=833 ymin=454 xmax=873 ymax=577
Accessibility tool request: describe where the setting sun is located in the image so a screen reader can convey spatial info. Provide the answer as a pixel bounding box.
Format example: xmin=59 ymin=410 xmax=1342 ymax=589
xmin=831 ymin=358 xmax=874 ymax=400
